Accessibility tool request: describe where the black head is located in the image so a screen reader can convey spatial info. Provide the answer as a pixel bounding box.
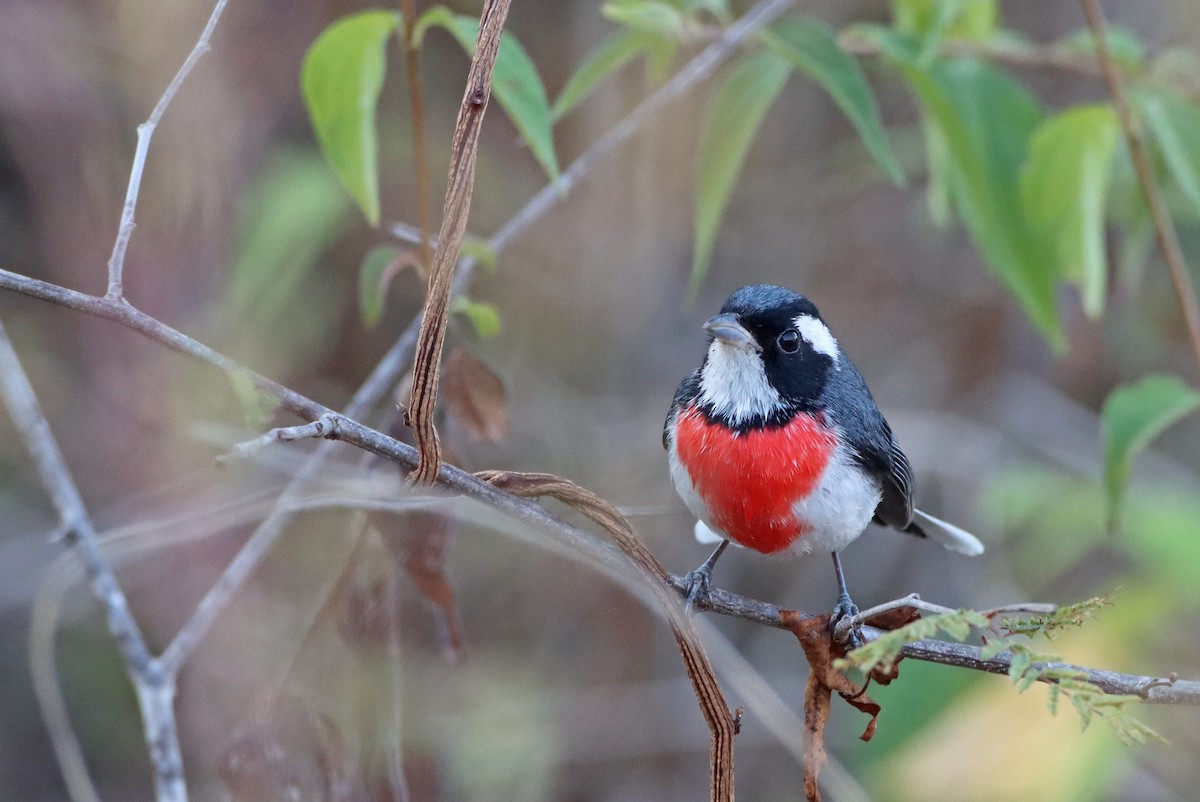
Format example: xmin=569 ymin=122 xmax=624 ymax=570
xmin=696 ymin=284 xmax=841 ymax=426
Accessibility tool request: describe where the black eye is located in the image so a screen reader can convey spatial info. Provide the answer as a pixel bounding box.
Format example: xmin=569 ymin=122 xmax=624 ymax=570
xmin=778 ymin=329 xmax=801 ymax=353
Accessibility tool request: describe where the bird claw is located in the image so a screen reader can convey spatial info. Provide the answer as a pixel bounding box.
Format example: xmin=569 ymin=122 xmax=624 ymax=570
xmin=831 ymin=592 xmax=864 ymax=648
xmin=681 ymin=565 xmax=714 ymax=610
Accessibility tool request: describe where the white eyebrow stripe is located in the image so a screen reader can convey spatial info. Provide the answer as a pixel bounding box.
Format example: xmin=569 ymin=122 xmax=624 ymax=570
xmin=793 ymin=314 xmax=839 ymax=361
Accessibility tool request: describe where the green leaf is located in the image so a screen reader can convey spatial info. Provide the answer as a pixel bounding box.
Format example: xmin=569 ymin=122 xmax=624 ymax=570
xmin=358 ymin=245 xmax=404 ymax=327
xmin=451 ymin=296 xmax=502 ymax=338
xmin=922 ymin=114 xmax=955 ymax=226
xmin=1020 ymin=105 xmax=1119 ymax=318
xmin=1056 ymin=26 xmax=1145 ymax=71
xmin=1137 ymin=89 xmax=1200 ymax=218
xmin=229 ymin=149 xmax=352 ymax=323
xmin=419 ymin=7 xmax=560 ymax=181
xmin=762 ymin=20 xmax=905 ymax=186
xmin=460 ymin=237 xmax=499 ymax=271
xmin=689 ymin=50 xmax=791 ymax=298
xmin=1101 ymin=374 xmax=1200 ymax=529
xmin=601 ymin=0 xmax=685 ymax=36
xmin=229 ymin=370 xmax=281 ymax=429
xmin=301 ymin=10 xmax=401 ymax=226
xmin=867 ymin=29 xmax=1061 ymax=346
xmin=552 ymin=29 xmax=654 ymax=121
xmin=892 ymin=0 xmax=996 ymax=42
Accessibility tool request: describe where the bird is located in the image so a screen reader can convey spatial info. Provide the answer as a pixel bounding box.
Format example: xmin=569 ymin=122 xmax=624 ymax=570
xmin=663 ymin=284 xmax=983 ymax=642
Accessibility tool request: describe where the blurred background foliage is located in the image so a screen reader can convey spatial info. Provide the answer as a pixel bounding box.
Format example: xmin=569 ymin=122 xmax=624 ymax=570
xmin=1 ymin=0 xmax=1199 ymax=800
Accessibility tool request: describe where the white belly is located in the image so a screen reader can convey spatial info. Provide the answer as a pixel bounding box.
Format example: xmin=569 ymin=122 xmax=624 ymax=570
xmin=788 ymin=444 xmax=881 ymax=556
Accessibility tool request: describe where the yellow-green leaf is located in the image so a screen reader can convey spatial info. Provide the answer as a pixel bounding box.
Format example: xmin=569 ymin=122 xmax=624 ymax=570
xmin=866 ymin=28 xmax=1061 ymax=347
xmin=451 ymin=296 xmax=502 ymax=338
xmin=762 ymin=19 xmax=905 ymax=186
xmin=418 ymin=7 xmax=559 ymax=181
xmin=601 ymin=0 xmax=685 ymax=36
xmin=1101 ymin=374 xmax=1200 ymax=530
xmin=301 ymin=10 xmax=402 ymax=226
xmin=690 ymin=50 xmax=790 ymax=298
xmin=1137 ymin=88 xmax=1200 ymax=218
xmin=552 ymin=28 xmax=655 ymax=121
xmin=358 ymin=245 xmax=403 ymax=328
xmin=1020 ymin=105 xmax=1119 ymax=318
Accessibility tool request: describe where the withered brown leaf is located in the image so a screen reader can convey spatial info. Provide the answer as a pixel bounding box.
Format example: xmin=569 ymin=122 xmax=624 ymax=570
xmin=783 ymin=611 xmax=884 ymax=802
xmin=442 ymin=345 xmax=510 ymax=443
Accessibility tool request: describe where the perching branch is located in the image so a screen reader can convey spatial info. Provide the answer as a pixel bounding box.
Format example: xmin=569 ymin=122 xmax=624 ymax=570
xmin=667 ymin=576 xmax=1200 ymax=705
xmin=1079 ymin=0 xmax=1200 ymax=376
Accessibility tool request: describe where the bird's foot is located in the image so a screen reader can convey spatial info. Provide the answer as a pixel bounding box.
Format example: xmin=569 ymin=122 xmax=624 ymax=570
xmin=831 ymin=592 xmax=864 ymax=648
xmin=681 ymin=564 xmax=715 ymax=610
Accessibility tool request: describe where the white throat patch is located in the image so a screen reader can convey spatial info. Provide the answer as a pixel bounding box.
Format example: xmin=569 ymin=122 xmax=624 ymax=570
xmin=698 ymin=340 xmax=783 ymax=424
xmin=794 ymin=314 xmax=839 ymax=361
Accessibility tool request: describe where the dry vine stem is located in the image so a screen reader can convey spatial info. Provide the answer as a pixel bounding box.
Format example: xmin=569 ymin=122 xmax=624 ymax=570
xmin=407 ymin=0 xmax=512 ymax=483
xmin=477 ymin=471 xmax=737 ymax=802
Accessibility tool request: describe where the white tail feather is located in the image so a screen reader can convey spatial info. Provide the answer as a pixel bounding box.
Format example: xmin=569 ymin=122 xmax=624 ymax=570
xmin=913 ymin=509 xmax=984 ymax=556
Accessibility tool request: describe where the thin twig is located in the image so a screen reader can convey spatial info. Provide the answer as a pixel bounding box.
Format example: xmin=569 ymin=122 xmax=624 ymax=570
xmin=215 ymin=414 xmax=340 ymax=465
xmin=1079 ymin=0 xmax=1200 ymax=375
xmin=105 ymin=0 xmax=230 ymax=300
xmin=0 ymin=320 xmax=188 ymax=802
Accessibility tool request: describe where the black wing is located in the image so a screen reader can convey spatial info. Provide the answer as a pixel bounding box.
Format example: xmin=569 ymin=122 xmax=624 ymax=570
xmin=871 ymin=426 xmax=917 ymax=532
xmin=821 ymin=361 xmax=918 ymax=533
xmin=664 ymin=370 xmax=701 ymax=449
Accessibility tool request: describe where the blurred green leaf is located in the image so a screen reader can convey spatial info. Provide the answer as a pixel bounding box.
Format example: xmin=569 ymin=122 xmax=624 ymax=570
xmin=451 ymin=296 xmax=502 ymax=338
xmin=680 ymin=0 xmax=731 ymax=20
xmin=1123 ymin=491 xmax=1200 ymax=603
xmin=1020 ymin=105 xmax=1119 ymax=318
xmin=229 ymin=369 xmax=281 ymax=429
xmin=977 ymin=467 xmax=1105 ymax=586
xmin=230 ymin=149 xmax=352 ymax=322
xmin=866 ymin=29 xmax=1061 ymax=346
xmin=690 ymin=50 xmax=790 ymax=298
xmin=892 ymin=0 xmax=996 ymax=42
xmin=552 ymin=28 xmax=655 ymax=121
xmin=1101 ymin=374 xmax=1200 ymax=529
xmin=301 ymin=10 xmax=401 ymax=226
xmin=922 ymin=115 xmax=954 ymax=226
xmin=762 ymin=20 xmax=905 ymax=186
xmin=460 ymin=237 xmax=499 ymax=271
xmin=417 ymin=7 xmax=560 ymax=182
xmin=358 ymin=245 xmax=404 ymax=327
xmin=601 ymin=0 xmax=685 ymax=36
xmin=1056 ymin=26 xmax=1145 ymax=71
xmin=1137 ymin=89 xmax=1200 ymax=218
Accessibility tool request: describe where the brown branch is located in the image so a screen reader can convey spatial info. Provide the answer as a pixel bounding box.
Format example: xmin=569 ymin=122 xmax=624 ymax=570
xmin=407 ymin=0 xmax=511 ymax=484
xmin=1079 ymin=0 xmax=1200 ymax=375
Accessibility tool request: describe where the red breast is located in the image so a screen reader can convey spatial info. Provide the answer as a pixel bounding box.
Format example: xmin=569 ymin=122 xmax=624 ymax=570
xmin=673 ymin=404 xmax=836 ymax=554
